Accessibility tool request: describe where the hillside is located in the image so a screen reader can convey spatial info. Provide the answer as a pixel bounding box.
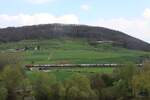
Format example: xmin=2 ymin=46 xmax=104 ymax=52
xmin=0 ymin=39 xmax=149 ymax=64
xmin=0 ymin=24 xmax=150 ymax=51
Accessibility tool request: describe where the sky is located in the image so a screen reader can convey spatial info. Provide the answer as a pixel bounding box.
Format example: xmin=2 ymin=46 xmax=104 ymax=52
xmin=0 ymin=0 xmax=150 ymax=43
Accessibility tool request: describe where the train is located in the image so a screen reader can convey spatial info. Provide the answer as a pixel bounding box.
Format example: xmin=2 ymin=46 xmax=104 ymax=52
xmin=25 ymin=64 xmax=143 ymax=70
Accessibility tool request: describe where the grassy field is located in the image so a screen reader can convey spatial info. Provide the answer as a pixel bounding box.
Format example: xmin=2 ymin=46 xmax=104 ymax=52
xmin=0 ymin=38 xmax=149 ymax=80
xmin=0 ymin=38 xmax=149 ymax=64
xmin=27 ymin=67 xmax=114 ymax=81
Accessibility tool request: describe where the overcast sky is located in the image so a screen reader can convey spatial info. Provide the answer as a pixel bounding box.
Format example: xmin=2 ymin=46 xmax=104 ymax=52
xmin=0 ymin=0 xmax=150 ymax=43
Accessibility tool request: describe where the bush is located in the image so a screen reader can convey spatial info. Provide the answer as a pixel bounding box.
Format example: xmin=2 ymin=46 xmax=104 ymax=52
xmin=64 ymin=74 xmax=98 ymax=100
xmin=90 ymin=74 xmax=106 ymax=99
xmin=50 ymin=82 xmax=66 ymax=100
xmin=132 ymin=61 xmax=150 ymax=98
xmin=1 ymin=65 xmax=27 ymax=100
xmin=0 ymin=82 xmax=7 ymax=100
xmin=31 ymin=72 xmax=56 ymax=100
xmin=0 ymin=53 xmax=23 ymax=69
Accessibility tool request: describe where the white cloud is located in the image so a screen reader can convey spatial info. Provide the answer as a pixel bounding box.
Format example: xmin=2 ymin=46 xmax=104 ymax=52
xmin=89 ymin=8 xmax=150 ymax=43
xmin=94 ymin=16 xmax=150 ymax=43
xmin=143 ymin=8 xmax=150 ymax=19
xmin=80 ymin=4 xmax=90 ymax=11
xmin=0 ymin=13 xmax=79 ymax=28
xmin=25 ymin=0 xmax=53 ymax=4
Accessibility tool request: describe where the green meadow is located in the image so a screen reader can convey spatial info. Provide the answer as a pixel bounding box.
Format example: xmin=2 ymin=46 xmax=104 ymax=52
xmin=0 ymin=38 xmax=149 ymax=64
xmin=27 ymin=67 xmax=114 ymax=81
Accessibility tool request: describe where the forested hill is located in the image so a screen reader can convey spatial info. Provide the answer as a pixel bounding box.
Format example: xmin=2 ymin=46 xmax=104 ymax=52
xmin=0 ymin=23 xmax=150 ymax=51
